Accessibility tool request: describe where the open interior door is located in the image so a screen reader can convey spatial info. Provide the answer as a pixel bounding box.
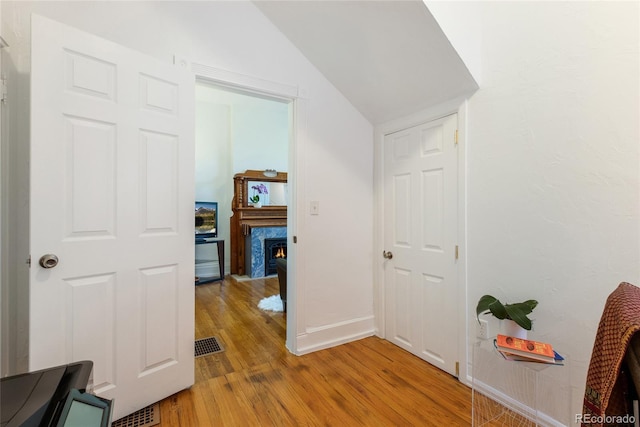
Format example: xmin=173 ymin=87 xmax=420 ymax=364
xmin=30 ymin=14 xmax=195 ymax=420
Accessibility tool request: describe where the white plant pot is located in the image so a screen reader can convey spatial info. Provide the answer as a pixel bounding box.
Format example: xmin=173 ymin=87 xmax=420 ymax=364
xmin=253 ymin=201 xmax=262 ymax=208
xmin=503 ymin=319 xmax=528 ymax=339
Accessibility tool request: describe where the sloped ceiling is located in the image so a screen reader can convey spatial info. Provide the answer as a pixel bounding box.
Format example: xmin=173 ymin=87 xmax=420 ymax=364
xmin=254 ymin=0 xmax=478 ymax=125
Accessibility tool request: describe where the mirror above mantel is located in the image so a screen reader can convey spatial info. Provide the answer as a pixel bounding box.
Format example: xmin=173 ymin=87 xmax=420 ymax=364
xmin=235 ymin=170 xmax=288 ymax=208
xmin=245 ymin=180 xmax=288 ymax=207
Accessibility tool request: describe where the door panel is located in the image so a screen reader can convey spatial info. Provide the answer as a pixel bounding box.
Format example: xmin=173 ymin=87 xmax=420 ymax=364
xmin=64 ymin=117 xmax=117 ymax=239
xmin=30 ymin=14 xmax=194 ymax=420
xmin=391 ymin=267 xmax=412 ymax=346
xmin=139 ymin=264 xmax=179 ymax=375
xmin=139 ymin=130 xmax=179 ymax=233
xmin=393 ymin=174 xmax=412 ymax=246
xmin=384 ymin=114 xmax=458 ymax=376
xmin=65 ymin=273 xmax=116 ymax=394
xmin=421 ymin=168 xmax=444 ymax=250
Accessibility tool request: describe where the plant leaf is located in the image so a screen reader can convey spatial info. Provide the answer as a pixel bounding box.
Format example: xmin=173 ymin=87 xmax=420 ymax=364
xmin=488 ymin=300 xmax=508 ymax=320
xmin=522 ymin=299 xmax=538 ymax=313
xmin=506 ymin=301 xmax=538 ymax=316
xmin=504 ymin=301 xmax=538 ymax=330
xmin=476 ymin=295 xmax=498 ymax=322
xmin=505 ymin=307 xmax=532 ymax=330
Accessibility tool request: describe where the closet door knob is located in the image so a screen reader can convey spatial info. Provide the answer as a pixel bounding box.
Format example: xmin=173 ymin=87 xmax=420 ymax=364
xmin=383 ymin=250 xmax=393 ymax=260
xmin=39 ymin=254 xmax=59 ymax=269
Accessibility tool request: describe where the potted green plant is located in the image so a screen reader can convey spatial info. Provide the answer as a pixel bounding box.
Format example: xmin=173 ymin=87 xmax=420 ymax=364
xmin=476 ymin=295 xmax=538 ymax=337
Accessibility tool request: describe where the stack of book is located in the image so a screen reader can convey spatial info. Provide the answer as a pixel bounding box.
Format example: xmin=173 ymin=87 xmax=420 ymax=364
xmin=494 ymin=334 xmax=564 ymax=365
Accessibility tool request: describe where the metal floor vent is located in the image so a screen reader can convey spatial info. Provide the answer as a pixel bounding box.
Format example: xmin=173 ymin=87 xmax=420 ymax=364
xmin=111 ymin=403 xmax=160 ymax=427
xmin=195 ymin=336 xmax=224 ymax=357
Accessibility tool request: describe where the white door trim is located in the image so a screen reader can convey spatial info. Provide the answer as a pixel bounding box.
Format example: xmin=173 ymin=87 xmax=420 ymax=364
xmin=374 ymin=98 xmax=469 ymax=382
xmin=176 ymin=57 xmax=307 ymax=355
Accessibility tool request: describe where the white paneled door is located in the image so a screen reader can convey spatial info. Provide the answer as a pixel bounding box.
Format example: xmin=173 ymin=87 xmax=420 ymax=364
xmin=383 ymin=114 xmax=458 ymax=376
xmin=30 ymin=15 xmax=195 ymax=420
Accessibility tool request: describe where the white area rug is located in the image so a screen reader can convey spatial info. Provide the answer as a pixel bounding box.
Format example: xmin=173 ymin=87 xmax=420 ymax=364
xmin=258 ymin=295 xmax=284 ymax=312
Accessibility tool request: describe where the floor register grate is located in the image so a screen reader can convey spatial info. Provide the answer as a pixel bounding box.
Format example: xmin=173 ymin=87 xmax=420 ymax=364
xmin=110 ymin=339 xmax=223 ymax=427
xmin=195 ymin=336 xmax=224 ymax=357
xmin=111 ymin=403 xmax=160 ymax=427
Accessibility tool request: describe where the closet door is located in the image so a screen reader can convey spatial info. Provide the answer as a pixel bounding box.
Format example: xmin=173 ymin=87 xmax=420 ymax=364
xmin=383 ymin=114 xmax=459 ymax=376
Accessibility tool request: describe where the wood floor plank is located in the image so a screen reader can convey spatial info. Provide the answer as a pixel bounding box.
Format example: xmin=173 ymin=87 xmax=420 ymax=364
xmin=272 ymin=356 xmax=365 ymax=426
xmin=152 ymin=275 xmax=474 ymax=426
xmin=312 ymin=343 xmax=436 ymax=425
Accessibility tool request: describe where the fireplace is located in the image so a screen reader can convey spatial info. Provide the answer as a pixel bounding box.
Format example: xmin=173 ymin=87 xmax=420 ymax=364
xmin=264 ymin=238 xmax=287 ymax=276
xmin=246 ymin=227 xmax=286 ymax=278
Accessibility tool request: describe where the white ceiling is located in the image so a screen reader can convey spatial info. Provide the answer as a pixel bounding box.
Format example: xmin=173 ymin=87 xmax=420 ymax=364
xmin=254 ymin=0 xmax=478 ymax=125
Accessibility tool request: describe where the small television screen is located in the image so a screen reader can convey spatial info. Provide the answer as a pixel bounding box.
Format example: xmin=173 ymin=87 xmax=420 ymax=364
xmin=195 ymin=202 xmax=217 ymax=237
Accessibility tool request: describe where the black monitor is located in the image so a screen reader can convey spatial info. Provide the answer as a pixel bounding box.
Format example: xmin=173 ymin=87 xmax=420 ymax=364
xmin=55 ymin=388 xmax=112 ymax=427
xmin=195 ymin=201 xmax=218 ymax=238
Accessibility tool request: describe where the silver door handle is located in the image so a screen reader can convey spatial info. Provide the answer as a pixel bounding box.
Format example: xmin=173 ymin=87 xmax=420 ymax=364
xmin=39 ymin=254 xmax=59 ymax=269
xmin=383 ymin=250 xmax=393 ymax=260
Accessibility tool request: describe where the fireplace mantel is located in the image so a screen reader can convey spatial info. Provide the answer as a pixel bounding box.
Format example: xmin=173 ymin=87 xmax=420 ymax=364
xmin=230 ymin=170 xmax=287 ymax=275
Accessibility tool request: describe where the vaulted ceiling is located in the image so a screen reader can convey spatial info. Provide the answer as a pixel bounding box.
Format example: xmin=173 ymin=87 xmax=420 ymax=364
xmin=254 ymin=0 xmax=478 ymax=125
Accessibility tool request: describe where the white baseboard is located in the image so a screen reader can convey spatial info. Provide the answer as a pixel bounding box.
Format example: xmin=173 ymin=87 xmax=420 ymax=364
xmin=295 ymin=316 xmax=375 ymax=355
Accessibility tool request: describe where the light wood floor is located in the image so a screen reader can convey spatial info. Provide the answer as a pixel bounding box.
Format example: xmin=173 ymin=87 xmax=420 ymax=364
xmin=155 ymin=275 xmax=473 ymax=426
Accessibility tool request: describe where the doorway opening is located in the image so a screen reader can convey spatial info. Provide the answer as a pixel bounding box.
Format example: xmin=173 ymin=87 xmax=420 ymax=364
xmin=195 ymin=80 xmax=291 ymax=269
xmin=193 ymin=80 xmax=293 ymax=379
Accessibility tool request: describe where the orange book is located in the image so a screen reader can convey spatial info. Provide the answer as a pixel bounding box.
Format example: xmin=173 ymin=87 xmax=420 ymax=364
xmin=495 ymin=334 xmax=555 ymax=363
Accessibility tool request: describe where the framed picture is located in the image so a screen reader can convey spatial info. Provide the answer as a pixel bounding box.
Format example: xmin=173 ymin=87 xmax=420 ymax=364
xmin=195 ymin=201 xmax=217 ymax=237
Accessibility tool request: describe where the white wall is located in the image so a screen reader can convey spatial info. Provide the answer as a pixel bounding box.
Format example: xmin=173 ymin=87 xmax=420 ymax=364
xmin=1 ymin=0 xmax=374 ymax=357
xmin=425 ymin=0 xmax=483 ymax=85
xmin=231 ymin=102 xmax=289 ymax=175
xmin=195 ymin=82 xmax=289 ymax=274
xmin=462 ymin=1 xmax=639 ymax=422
